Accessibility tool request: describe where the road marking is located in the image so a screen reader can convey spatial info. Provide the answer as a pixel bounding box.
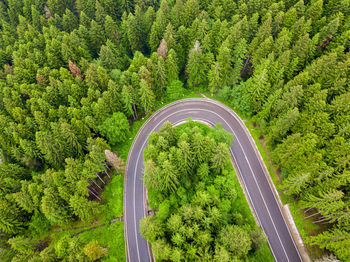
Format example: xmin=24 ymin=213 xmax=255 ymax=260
xmin=131 ymin=109 xmax=194 ymax=262
xmin=132 ymin=107 xmax=289 ymax=261
xmin=173 ymin=117 xmax=279 ymax=262
xmin=125 ymin=100 xmax=300 ymax=262
xmin=205 ymin=99 xmax=302 ymax=262
xmin=176 ymin=108 xmax=291 ymax=261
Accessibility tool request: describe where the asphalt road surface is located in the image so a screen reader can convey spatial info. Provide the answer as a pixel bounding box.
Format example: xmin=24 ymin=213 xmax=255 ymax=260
xmin=124 ymin=98 xmax=302 ymax=262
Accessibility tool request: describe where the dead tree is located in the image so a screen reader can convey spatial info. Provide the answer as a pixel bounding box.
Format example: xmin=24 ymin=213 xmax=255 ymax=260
xmin=105 ymin=150 xmax=125 ymax=174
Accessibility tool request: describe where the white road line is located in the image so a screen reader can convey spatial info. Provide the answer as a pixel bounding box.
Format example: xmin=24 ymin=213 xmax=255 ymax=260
xmin=205 ymin=99 xmax=302 ymax=262
xmin=184 ymin=108 xmax=291 ymax=261
xmin=172 ymin=117 xmax=280 ymax=262
xmin=126 ymin=99 xmax=300 ymax=262
xmin=132 ymin=109 xmax=195 ymax=262
xmin=133 ymin=107 xmax=288 ymax=261
xmin=132 ymin=163 xmax=141 ymax=262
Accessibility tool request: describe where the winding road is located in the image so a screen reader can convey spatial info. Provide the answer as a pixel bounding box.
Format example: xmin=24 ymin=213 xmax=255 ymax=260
xmin=124 ymin=98 xmax=302 ymax=262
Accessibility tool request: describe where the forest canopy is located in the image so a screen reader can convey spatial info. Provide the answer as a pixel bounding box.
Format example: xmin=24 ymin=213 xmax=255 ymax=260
xmin=0 ymin=0 xmax=349 ymax=260
xmin=140 ymin=121 xmax=270 ymax=261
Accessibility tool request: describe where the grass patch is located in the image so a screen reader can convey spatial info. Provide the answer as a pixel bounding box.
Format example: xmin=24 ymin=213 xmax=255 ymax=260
xmin=101 ymin=173 xmax=124 ymax=222
xmin=154 ymin=90 xmax=201 ymax=111
xmin=77 ymin=221 xmax=125 ymax=262
xmin=251 ymin=242 xmax=275 ymax=262
xmin=46 ymin=172 xmax=126 ymax=261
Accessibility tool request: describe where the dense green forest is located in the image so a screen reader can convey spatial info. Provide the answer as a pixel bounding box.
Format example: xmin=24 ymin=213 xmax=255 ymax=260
xmin=140 ymin=121 xmax=272 ymax=261
xmin=0 ymin=0 xmax=349 ymax=260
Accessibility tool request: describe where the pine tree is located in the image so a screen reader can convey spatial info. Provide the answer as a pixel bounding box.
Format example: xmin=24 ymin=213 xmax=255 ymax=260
xmin=127 ymin=6 xmax=146 ymax=53
xmin=104 ymin=15 xmax=121 ymax=45
xmin=46 ymin=0 xmax=68 ymax=17
xmin=144 ymin=6 xmax=156 ymax=34
xmin=182 ymin=0 xmax=200 ymax=27
xmin=164 ymin=23 xmax=177 ymax=52
xmin=0 ymin=199 xmax=24 ymax=234
xmin=62 ymin=9 xmax=78 ymax=33
xmin=45 ymin=38 xmax=64 ymax=69
xmin=217 ymin=39 xmax=233 ymax=87
xmin=282 ymin=173 xmax=311 ymax=195
xmin=232 ymin=38 xmax=248 ymax=84
xmin=245 ymin=59 xmax=272 ymax=113
xmin=155 ymin=56 xmax=167 ymax=96
xmin=76 ymin=0 xmax=95 ymax=19
xmin=36 ymin=131 xmax=65 ymax=168
xmin=7 ymin=235 xmax=38 ymax=255
xmin=178 ymin=140 xmax=193 ymax=175
xmin=149 ymin=22 xmax=162 ymax=52
xmin=319 ymin=16 xmax=340 ymax=42
xmin=283 ymin=7 xmax=298 ymax=28
xmin=186 ymin=41 xmax=208 ymax=89
xmin=69 ymin=194 xmax=99 ymax=222
xmin=99 ymin=40 xmax=119 ymax=69
xmin=121 ymin=85 xmax=137 ymax=119
xmin=208 ymin=62 xmax=221 ymax=94
xmin=139 ymin=79 xmax=156 ymax=114
xmin=269 ymin=107 xmax=300 ymax=144
xmin=165 ymin=49 xmax=179 ymax=83
xmin=89 ymin=20 xmax=106 ymax=56
xmin=12 ymin=181 xmax=40 ymax=213
xmin=95 ymin=0 xmax=107 ymax=25
xmin=211 ymin=143 xmax=230 ymax=172
xmin=41 ymin=188 xmax=72 ymax=225
xmin=170 ymin=0 xmax=184 ymax=28
xmin=306 ymin=1 xmax=323 ymax=21
xmin=308 ymin=228 xmax=350 ymax=261
xmin=155 ymin=0 xmax=170 ymax=32
xmin=249 ymin=15 xmax=272 ymax=51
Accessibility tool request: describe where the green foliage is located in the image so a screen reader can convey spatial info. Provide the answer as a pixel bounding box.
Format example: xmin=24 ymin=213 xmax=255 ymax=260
xmin=41 ymin=188 xmax=72 ymax=226
xmin=98 ymin=112 xmax=130 ymax=145
xmin=166 ymin=80 xmax=186 ymax=100
xmin=84 ymin=240 xmax=108 ymax=261
xmin=139 ymin=79 xmax=156 ymax=114
xmin=186 ymin=41 xmax=212 ymax=90
xmin=0 ymin=0 xmax=349 ymax=260
xmin=28 ymin=214 xmax=51 ymax=238
xmin=69 ymin=194 xmax=100 ymax=222
xmin=0 ymin=199 xmax=24 ymax=235
xmin=101 ymin=174 xmax=124 ymax=221
xmin=218 ymin=225 xmax=252 ymax=257
xmin=307 ymin=228 xmax=350 ymax=261
xmin=8 ymin=235 xmax=38 ymax=256
xmin=141 ymin=122 xmax=270 ymax=260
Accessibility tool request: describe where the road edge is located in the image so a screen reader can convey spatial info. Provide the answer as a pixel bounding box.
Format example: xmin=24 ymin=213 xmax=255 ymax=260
xmin=124 ymin=97 xmax=310 ymax=262
xmin=201 ymin=96 xmax=311 ymax=262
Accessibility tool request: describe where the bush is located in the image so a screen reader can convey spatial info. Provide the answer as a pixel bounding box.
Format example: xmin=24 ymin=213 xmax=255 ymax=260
xmin=98 ymin=112 xmax=130 ymax=145
xmin=83 ymin=240 xmax=108 ymax=261
xmin=166 ymin=80 xmax=186 ymax=100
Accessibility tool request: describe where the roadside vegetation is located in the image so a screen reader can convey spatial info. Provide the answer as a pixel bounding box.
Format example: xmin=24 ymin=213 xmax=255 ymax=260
xmin=140 ymin=121 xmax=273 ymax=261
xmin=0 ymin=0 xmax=349 ymax=261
